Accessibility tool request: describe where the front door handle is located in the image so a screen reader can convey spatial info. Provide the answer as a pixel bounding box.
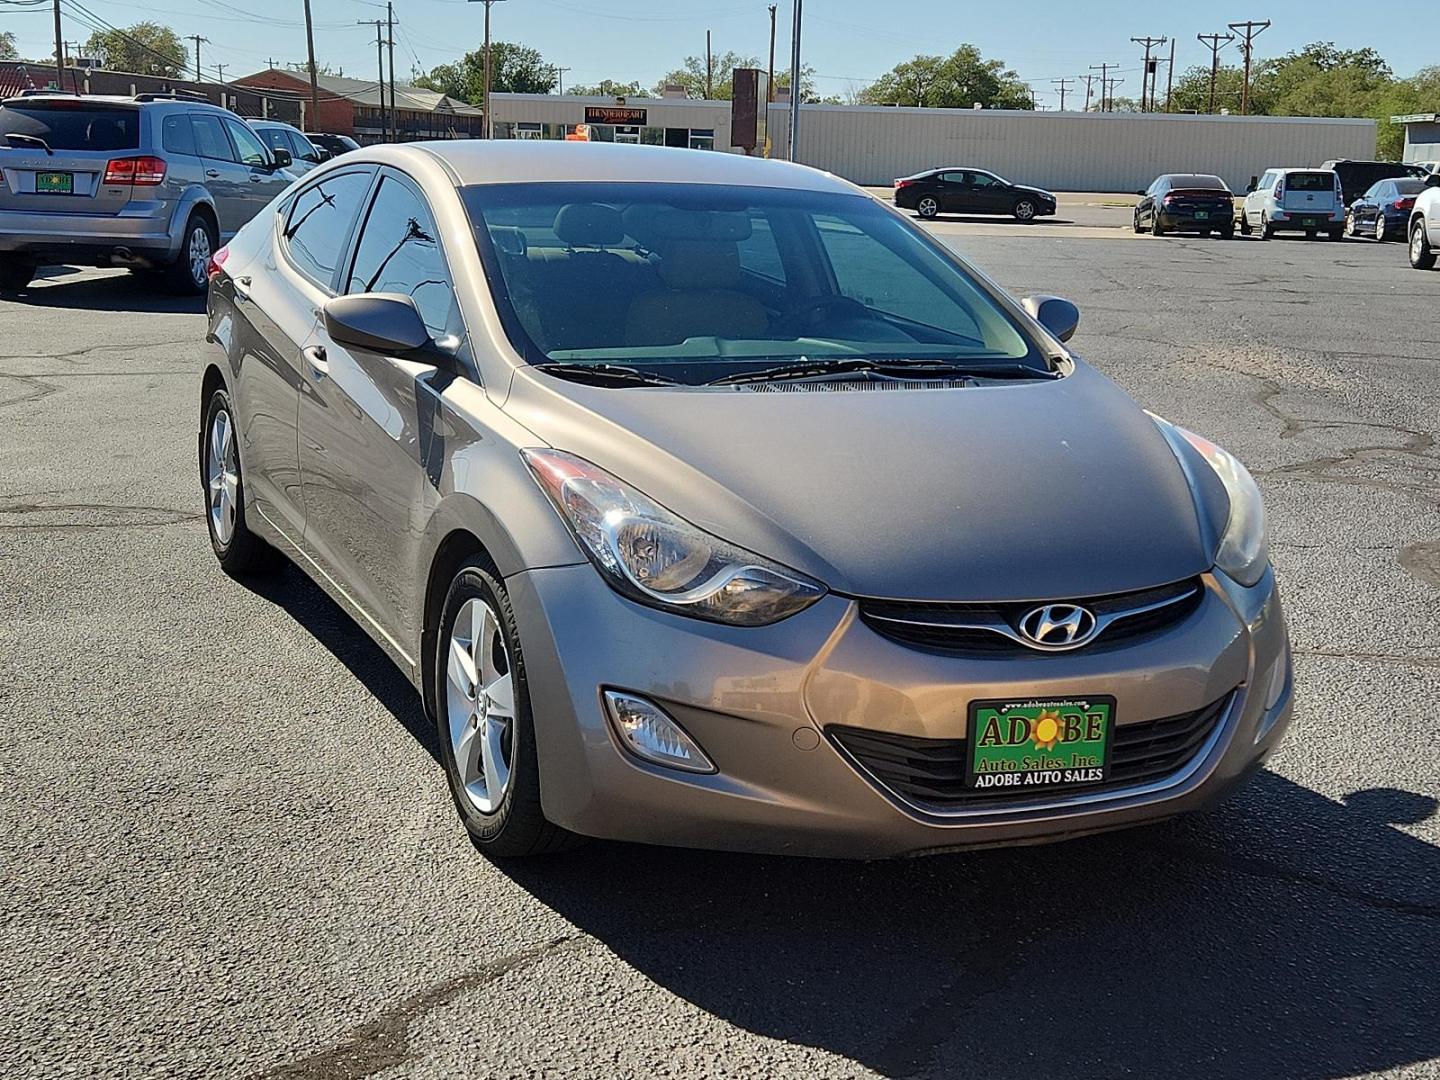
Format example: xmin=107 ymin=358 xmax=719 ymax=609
xmin=250 ymin=174 xmax=265 ymax=183
xmin=205 ymin=168 xmax=220 ymax=179
xmin=304 ymin=345 xmax=329 ymax=380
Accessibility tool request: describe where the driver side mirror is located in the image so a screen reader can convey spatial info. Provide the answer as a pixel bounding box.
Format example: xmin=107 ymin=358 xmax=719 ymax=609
xmin=1135 ymin=189 xmax=1147 ymax=197
xmin=1245 ymin=178 xmax=1258 ymax=193
xmin=270 ymin=147 xmax=293 ymax=169
xmin=1022 ymin=295 xmax=1080 ymax=344
xmin=324 ymin=293 xmax=432 ymax=355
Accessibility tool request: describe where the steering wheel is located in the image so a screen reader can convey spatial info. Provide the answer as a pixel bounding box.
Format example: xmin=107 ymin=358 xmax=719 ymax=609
xmin=776 ymin=294 xmax=870 ymax=336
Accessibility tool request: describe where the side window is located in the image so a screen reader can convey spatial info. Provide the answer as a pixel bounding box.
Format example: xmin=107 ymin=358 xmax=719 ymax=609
xmin=814 ymin=214 xmax=982 ymax=341
xmin=283 ymin=171 xmax=373 ymax=289
xmin=289 ymin=131 xmax=322 ymax=163
xmin=345 ymin=175 xmax=455 ymax=339
xmin=161 ymin=114 xmax=196 ymax=156
xmin=939 ymin=171 xmax=965 ymax=184
xmin=970 ymin=172 xmax=999 ymax=188
xmin=224 ymin=119 xmax=270 ymax=167
xmin=255 ymin=127 xmax=289 ymax=154
xmin=191 ymin=114 xmax=235 ymax=161
xmin=735 ymin=213 xmax=786 ymax=284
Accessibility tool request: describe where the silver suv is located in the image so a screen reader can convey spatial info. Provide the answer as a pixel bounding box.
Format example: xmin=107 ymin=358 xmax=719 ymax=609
xmin=0 ymin=92 xmax=295 ymax=293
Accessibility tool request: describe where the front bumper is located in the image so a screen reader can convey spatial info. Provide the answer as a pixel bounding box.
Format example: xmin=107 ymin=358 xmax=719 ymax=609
xmin=509 ymin=564 xmax=1293 ymax=858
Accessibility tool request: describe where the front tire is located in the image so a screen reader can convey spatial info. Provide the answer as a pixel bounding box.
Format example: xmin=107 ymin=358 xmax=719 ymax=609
xmin=1412 ymin=219 xmax=1437 ymax=270
xmin=0 ymin=258 xmax=35 ymax=291
xmin=916 ymin=195 xmax=939 ymax=219
xmin=435 ymin=559 xmax=580 ymax=858
xmin=201 ymin=387 xmax=278 ymax=576
xmin=1014 ymin=199 xmax=1037 ymax=222
xmin=1239 ymin=211 xmax=1252 ymax=236
xmin=165 ymin=212 xmax=216 ymax=295
xmin=1344 ymin=211 xmax=1357 ymax=239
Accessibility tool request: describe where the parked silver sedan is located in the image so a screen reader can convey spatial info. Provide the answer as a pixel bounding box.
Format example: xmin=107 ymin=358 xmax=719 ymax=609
xmin=200 ymin=141 xmax=1293 ymax=858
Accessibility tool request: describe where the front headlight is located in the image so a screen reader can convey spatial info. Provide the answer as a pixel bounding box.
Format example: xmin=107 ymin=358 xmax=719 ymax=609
xmin=523 ymin=449 xmax=827 ymax=626
xmin=1153 ymin=418 xmax=1269 ymax=586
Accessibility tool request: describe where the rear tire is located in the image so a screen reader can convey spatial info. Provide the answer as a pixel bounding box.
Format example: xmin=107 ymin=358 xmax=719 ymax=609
xmin=1259 ymin=220 xmax=1274 ymax=240
xmin=164 ymin=212 xmax=216 ymax=295
xmin=1327 ymin=227 xmax=1344 ymax=241
xmin=1304 ymin=228 xmax=1318 ymax=239
xmin=1132 ymin=211 xmax=1144 ymax=234
xmin=1411 ymin=219 xmax=1437 ymax=270
xmin=0 ymin=259 xmax=35 ymax=291
xmin=1344 ymin=211 xmax=1357 ymax=239
xmin=1151 ymin=215 xmax=1165 ymax=237
xmin=434 ymin=559 xmax=582 ymax=858
xmin=1374 ymin=215 xmax=1389 ymax=242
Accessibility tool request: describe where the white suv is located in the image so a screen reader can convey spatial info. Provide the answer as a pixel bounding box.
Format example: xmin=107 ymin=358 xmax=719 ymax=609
xmin=1409 ymin=173 xmax=1440 ymax=270
xmin=1240 ymin=168 xmax=1345 ymax=240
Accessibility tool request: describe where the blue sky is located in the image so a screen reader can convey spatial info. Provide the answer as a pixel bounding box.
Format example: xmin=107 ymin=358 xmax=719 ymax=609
xmin=7 ymin=0 xmax=1430 ymax=110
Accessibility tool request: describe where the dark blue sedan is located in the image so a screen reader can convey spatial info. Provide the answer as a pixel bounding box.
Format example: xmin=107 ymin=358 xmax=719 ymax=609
xmin=1345 ymin=178 xmax=1427 ymax=242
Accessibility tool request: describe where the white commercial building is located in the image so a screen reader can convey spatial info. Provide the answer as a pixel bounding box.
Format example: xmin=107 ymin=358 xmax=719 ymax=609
xmin=489 ymin=93 xmax=1377 ymax=193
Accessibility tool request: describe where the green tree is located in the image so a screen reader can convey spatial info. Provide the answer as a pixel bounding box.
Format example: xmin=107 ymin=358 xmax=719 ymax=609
xmin=0 ymin=31 xmax=19 ymax=62
xmin=653 ymin=50 xmax=758 ymax=100
xmin=84 ymin=22 xmax=187 ymax=78
xmin=859 ymin=45 xmax=1032 ymax=110
xmin=569 ymin=79 xmax=650 ymax=98
xmin=413 ymin=41 xmax=556 ymax=103
xmin=285 ymin=60 xmax=335 ymax=77
xmin=1167 ymin=64 xmax=1251 ymax=114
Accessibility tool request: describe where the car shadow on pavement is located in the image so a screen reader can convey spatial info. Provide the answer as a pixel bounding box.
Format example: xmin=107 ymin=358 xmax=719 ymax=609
xmin=3 ymin=266 xmax=206 ymax=314
xmin=243 ymin=562 xmax=440 ymax=763
xmin=500 ymin=774 xmax=1439 ymax=1080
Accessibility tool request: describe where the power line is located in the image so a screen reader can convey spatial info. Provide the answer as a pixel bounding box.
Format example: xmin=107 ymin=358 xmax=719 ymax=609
xmin=1228 ymin=19 xmax=1270 ymax=115
xmin=1129 ymin=35 xmax=1165 ymax=111
xmin=1197 ymin=32 xmax=1234 ymax=114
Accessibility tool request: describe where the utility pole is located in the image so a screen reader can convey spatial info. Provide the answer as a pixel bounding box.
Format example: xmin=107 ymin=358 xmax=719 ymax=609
xmin=787 ymin=0 xmax=802 ymax=160
xmin=1228 ymin=20 xmax=1270 ymax=116
xmin=1105 ymin=77 xmax=1124 ymax=111
xmin=1130 ymin=36 xmax=1165 ymax=111
xmin=358 ymin=20 xmax=386 ymax=140
xmin=467 ymin=0 xmax=506 ymax=138
xmin=51 ymin=0 xmax=64 ymax=90
xmin=215 ymin=63 xmax=226 ymax=83
xmin=551 ymin=66 xmax=570 ymax=94
xmin=1197 ymin=32 xmax=1233 ymax=114
xmin=1081 ymin=72 xmax=1095 ymax=113
xmin=1164 ymin=37 xmax=1176 ymax=111
xmin=705 ymin=30 xmax=713 ymax=99
xmin=1089 ymin=63 xmax=1116 ymax=111
xmin=386 ymin=2 xmax=397 ymax=141
xmin=301 ymin=0 xmax=320 ymax=129
xmin=187 ymin=35 xmax=209 ymax=82
xmin=767 ymin=5 xmax=776 ymax=102
xmin=1051 ymin=76 xmax=1073 ymax=112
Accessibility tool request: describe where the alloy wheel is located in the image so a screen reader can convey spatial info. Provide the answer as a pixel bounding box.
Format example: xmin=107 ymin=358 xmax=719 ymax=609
xmin=206 ymin=407 xmax=238 ymax=545
xmin=445 ymin=597 xmax=515 ymax=814
xmin=188 ymin=225 xmax=212 ymax=290
xmin=917 ymin=196 xmax=938 ymax=218
xmin=1015 ymin=200 xmax=1036 ymax=221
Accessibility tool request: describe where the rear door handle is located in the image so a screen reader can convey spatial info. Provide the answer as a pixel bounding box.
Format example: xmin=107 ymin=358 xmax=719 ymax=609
xmin=205 ymin=169 xmax=220 ymax=179
xmin=250 ymin=174 xmax=265 ymax=183
xmin=304 ymin=345 xmax=329 ymax=379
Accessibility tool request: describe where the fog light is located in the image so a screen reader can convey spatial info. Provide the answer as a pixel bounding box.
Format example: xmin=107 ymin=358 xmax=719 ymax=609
xmin=603 ymin=690 xmax=715 ymax=774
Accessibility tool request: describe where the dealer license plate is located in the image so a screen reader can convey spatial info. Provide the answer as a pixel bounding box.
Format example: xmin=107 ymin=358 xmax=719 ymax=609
xmin=966 ymin=697 xmax=1114 ymax=792
xmin=1194 ymin=210 xmax=1209 ymax=219
xmin=35 ymin=172 xmax=74 ymax=194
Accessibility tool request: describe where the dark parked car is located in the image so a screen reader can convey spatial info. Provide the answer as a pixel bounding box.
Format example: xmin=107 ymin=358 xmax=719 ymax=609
xmin=1320 ymin=159 xmax=1430 ymax=207
xmin=893 ymin=168 xmax=1056 ymax=222
xmin=1133 ymin=174 xmax=1235 ymax=238
xmin=305 ymin=132 xmax=360 ymax=161
xmin=1345 ymin=177 xmax=1427 ymax=241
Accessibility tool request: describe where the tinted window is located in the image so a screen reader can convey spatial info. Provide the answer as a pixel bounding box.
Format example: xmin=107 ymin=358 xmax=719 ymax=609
xmin=346 ymin=176 xmax=454 ymax=338
xmin=735 ymin=215 xmax=786 ymax=283
xmin=1170 ymin=174 xmax=1226 ymax=190
xmin=224 ymin=119 xmax=270 ymax=167
xmin=465 ymin=182 xmax=1042 ymax=373
xmin=288 ymin=131 xmax=323 ymax=163
xmin=255 ymin=127 xmax=290 ymax=153
xmin=161 ymin=114 xmax=196 ymax=156
xmin=1393 ymin=178 xmax=1425 ymax=196
xmin=0 ymin=105 xmax=140 ymax=151
xmin=191 ymin=114 xmax=235 ymax=161
xmin=283 ymin=170 xmax=372 ymax=288
xmin=966 ymin=171 xmax=1002 ymax=188
xmin=1287 ymin=172 xmax=1334 ymax=191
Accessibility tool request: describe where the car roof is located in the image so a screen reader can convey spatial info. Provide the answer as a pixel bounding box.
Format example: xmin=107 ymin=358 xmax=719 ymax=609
xmin=249 ymin=119 xmax=296 ymax=129
xmin=406 ymin=140 xmax=861 ymax=194
xmin=1 ymin=92 xmax=227 ymax=112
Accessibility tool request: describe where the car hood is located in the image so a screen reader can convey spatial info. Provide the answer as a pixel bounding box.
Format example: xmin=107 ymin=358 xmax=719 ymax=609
xmin=501 ymin=361 xmax=1214 ymax=602
xmin=1014 ymin=184 xmax=1055 ymax=200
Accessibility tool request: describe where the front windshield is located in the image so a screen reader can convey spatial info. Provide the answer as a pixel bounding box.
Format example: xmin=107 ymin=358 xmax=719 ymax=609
xmin=463 ymin=182 xmax=1047 ymax=377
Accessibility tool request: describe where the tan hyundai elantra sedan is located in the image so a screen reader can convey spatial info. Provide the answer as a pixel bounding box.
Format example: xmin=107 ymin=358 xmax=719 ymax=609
xmin=199 ymin=140 xmax=1293 ymax=858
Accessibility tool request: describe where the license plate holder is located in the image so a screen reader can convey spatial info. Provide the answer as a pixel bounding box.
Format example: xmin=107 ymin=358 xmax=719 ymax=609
xmin=1193 ymin=210 xmax=1209 ymax=220
xmin=35 ymin=171 xmax=74 ymax=194
xmin=966 ymin=697 xmax=1115 ymax=793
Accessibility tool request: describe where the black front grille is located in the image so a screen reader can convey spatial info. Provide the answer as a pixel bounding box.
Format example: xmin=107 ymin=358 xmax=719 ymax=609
xmin=859 ymin=578 xmax=1202 ymax=657
xmin=827 ymin=693 xmax=1232 ymax=811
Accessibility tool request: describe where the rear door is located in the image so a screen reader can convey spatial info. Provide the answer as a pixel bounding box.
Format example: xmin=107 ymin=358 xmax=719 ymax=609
xmin=0 ymin=101 xmax=143 ymax=216
xmin=936 ymin=171 xmax=971 ymax=211
xmin=1281 ymin=171 xmax=1339 ymax=219
xmin=189 ymin=113 xmax=249 ymax=239
xmin=300 ymin=169 xmax=466 ymax=646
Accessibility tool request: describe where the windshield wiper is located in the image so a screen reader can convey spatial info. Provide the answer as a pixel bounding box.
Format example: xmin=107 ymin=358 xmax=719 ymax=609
xmin=2 ymin=133 xmax=54 ymax=155
xmin=709 ymin=358 xmax=1058 ymax=386
xmin=533 ymin=362 xmax=681 ymax=388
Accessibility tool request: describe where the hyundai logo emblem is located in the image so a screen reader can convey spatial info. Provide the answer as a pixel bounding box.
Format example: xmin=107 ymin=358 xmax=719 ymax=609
xmin=1017 ymin=603 xmax=1100 ymax=650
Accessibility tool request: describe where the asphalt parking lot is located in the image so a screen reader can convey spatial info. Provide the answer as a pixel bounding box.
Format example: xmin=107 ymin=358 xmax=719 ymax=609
xmin=3 ymin=218 xmax=1438 ymax=1079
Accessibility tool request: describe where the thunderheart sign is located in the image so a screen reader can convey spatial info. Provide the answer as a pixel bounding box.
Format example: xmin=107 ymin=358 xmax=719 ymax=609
xmin=965 ymin=697 xmax=1114 ymax=791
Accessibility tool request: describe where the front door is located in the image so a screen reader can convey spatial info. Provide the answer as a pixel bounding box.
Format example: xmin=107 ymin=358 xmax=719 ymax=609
xmin=189 ymin=113 xmax=250 ymax=239
xmin=299 ymin=170 xmax=465 ymax=648
xmin=965 ymin=171 xmax=1011 ymax=213
xmin=222 ymin=117 xmax=291 ymax=221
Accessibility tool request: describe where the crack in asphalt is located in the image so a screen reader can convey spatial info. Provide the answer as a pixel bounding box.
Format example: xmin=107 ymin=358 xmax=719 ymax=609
xmin=1294 ymin=647 xmax=1440 ymax=671
xmin=249 ymin=936 xmax=585 ymax=1080
xmin=0 ymin=337 xmax=197 ymax=363
xmin=0 ymin=500 xmax=203 ymax=530
xmin=0 ymin=373 xmax=58 ymax=410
